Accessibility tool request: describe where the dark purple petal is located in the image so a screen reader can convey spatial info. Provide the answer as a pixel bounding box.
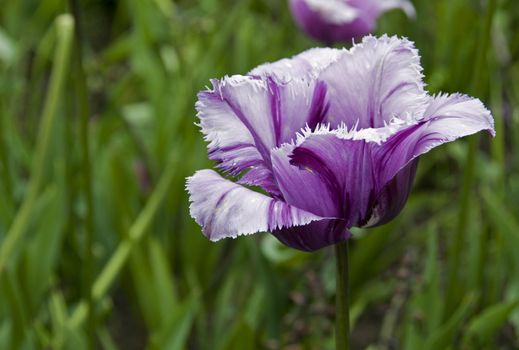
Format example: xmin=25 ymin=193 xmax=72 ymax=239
xmin=289 ymin=0 xmax=369 ymax=43
xmin=187 ymin=170 xmax=325 ymax=241
xmin=238 ymin=165 xmax=282 ymax=198
xmin=319 ymin=35 xmax=427 ymax=129
xmin=271 ymin=144 xmax=340 ymax=217
xmin=289 ymin=133 xmax=378 ymax=226
xmin=272 ymin=219 xmax=350 ymax=252
xmin=363 ymin=160 xmax=417 ymax=227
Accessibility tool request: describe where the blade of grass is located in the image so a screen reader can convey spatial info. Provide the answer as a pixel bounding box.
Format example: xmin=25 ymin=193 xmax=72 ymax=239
xmin=490 ymin=71 xmax=505 ymax=193
xmin=0 ymin=14 xmax=74 ymax=274
xmin=68 ymin=0 xmax=95 ymax=346
xmin=463 ymin=298 xmax=519 ymax=347
xmin=0 ymin=96 xmax=13 ymax=207
xmin=98 ymin=327 xmax=119 ymax=350
xmin=445 ymin=0 xmax=497 ymax=314
xmin=425 ymin=293 xmax=478 ymax=350
xmin=2 ymin=270 xmax=29 ymax=349
xmin=69 ymin=153 xmax=177 ymax=328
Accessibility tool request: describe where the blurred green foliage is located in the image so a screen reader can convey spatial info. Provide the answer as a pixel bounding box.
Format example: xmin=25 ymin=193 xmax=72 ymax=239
xmin=0 ymin=0 xmax=518 ymax=349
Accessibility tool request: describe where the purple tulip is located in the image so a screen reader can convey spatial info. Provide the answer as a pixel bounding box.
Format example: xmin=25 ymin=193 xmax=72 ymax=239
xmin=289 ymin=0 xmax=415 ymax=43
xmin=187 ymin=36 xmax=494 ymax=252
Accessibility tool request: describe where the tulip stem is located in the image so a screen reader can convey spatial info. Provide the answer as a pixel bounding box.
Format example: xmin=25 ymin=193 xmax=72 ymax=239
xmin=335 ymin=240 xmax=350 ymax=350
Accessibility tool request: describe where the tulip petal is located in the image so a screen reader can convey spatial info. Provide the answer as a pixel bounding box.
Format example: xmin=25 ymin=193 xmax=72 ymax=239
xmin=320 ymin=35 xmax=427 ymax=129
xmin=199 ymin=71 xmax=333 ymax=169
xmin=289 ymin=0 xmax=415 ymax=43
xmin=250 ymin=47 xmax=344 ymax=83
xmin=187 ymin=170 xmax=325 ymax=241
xmin=289 ymin=0 xmax=372 ymax=43
xmin=289 ymin=132 xmax=378 ymax=226
xmin=363 ymin=93 xmax=494 ymax=225
xmin=364 ymin=160 xmax=417 ymax=227
xmin=272 ymin=219 xmax=350 ymax=252
xmin=271 ymin=144 xmax=341 ymax=217
xmin=303 ymin=0 xmax=359 ymax=25
xmin=374 ymin=93 xmax=495 ymax=187
xmin=197 ymin=86 xmax=266 ymax=174
xmin=198 ymin=47 xmax=352 ymax=196
xmin=375 ymin=0 xmax=415 ymax=18
xmin=237 ymin=166 xmax=282 ymax=198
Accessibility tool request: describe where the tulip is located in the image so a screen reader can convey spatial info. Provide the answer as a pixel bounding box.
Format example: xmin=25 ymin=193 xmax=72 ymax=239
xmin=187 ymin=35 xmax=494 ymax=252
xmin=289 ymin=0 xmax=415 ymax=43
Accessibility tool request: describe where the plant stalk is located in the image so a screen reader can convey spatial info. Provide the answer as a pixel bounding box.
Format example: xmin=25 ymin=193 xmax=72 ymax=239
xmin=68 ymin=0 xmax=95 ymax=346
xmin=335 ymin=240 xmax=351 ymax=350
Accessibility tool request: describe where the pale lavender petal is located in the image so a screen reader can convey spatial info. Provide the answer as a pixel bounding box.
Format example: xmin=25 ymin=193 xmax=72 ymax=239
xmin=319 ymin=35 xmax=427 ymax=129
xmin=197 ymin=87 xmax=265 ymax=175
xmin=274 ymin=79 xmax=331 ymax=143
xmin=198 ymin=47 xmax=345 ymax=183
xmin=207 ymin=75 xmax=330 ymax=160
xmin=187 ymin=170 xmax=324 ymax=241
xmin=210 ymin=77 xmax=277 ymax=163
xmin=197 ymin=76 xmax=283 ymax=196
xmin=252 ymin=46 xmax=344 ymax=145
xmin=212 ymin=74 xmax=332 ymax=148
xmin=362 ymin=93 xmax=493 ymax=226
xmin=250 ymin=47 xmax=344 ymax=83
xmin=374 ymin=93 xmax=495 ymax=188
xmin=289 ymin=132 xmax=377 ymax=226
xmin=198 ymin=68 xmax=331 ymax=196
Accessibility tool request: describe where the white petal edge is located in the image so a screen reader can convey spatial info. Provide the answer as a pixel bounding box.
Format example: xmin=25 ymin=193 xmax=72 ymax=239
xmin=187 ymin=169 xmax=325 ymax=242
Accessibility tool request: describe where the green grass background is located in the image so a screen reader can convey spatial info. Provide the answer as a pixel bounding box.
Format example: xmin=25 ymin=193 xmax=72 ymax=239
xmin=0 ymin=0 xmax=518 ymax=348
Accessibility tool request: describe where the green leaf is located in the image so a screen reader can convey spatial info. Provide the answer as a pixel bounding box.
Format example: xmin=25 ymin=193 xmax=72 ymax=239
xmin=1 ymin=270 xmax=29 ymax=348
xmin=21 ymin=185 xmax=66 ymax=310
xmin=0 ymin=27 xmax=15 ymax=64
xmin=49 ymin=291 xmax=88 ymax=350
xmin=424 ymin=293 xmax=478 ymax=350
xmin=147 ymin=238 xmax=178 ymax=327
xmin=149 ymin=291 xmax=201 ymax=350
xmin=464 ymin=299 xmax=519 ymax=345
xmin=422 ymin=227 xmax=443 ymax=333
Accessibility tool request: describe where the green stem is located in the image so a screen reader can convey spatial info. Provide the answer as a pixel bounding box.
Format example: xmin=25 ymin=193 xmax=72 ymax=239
xmin=490 ymin=72 xmax=505 ymax=195
xmin=445 ymin=0 xmax=497 ymax=314
xmin=3 ymin=270 xmax=28 ymax=349
xmin=68 ymin=0 xmax=95 ymax=346
xmin=69 ymin=155 xmax=176 ymax=328
xmin=0 ymin=97 xmax=14 ymax=203
xmin=335 ymin=240 xmax=350 ymax=350
xmin=0 ymin=15 xmax=74 ymax=274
